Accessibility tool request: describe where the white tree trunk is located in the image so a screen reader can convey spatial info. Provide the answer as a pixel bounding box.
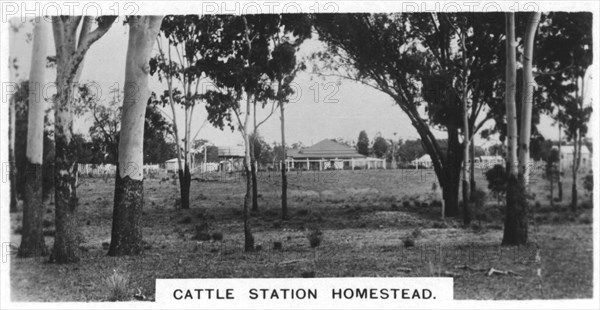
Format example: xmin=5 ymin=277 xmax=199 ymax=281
xmin=19 ymin=19 xmax=49 ymax=257
xmin=518 ymin=12 xmax=542 ymax=185
xmin=505 ymin=13 xmax=518 ymax=177
xmin=109 ymin=16 xmax=164 ymax=256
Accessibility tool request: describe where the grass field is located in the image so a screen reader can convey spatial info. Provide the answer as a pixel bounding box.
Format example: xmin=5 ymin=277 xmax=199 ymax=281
xmin=9 ymin=168 xmax=594 ymax=301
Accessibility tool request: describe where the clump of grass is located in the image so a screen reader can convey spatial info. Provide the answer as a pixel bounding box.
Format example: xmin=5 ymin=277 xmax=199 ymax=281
xmin=296 ymin=209 xmax=309 ymax=216
xmin=104 ymin=270 xmax=129 ymax=301
xmin=403 ymin=237 xmax=415 ymax=247
xmin=432 ymin=221 xmax=448 ymax=229
xmin=211 ymin=232 xmax=223 ymax=242
xmin=307 ymin=228 xmax=323 ymax=248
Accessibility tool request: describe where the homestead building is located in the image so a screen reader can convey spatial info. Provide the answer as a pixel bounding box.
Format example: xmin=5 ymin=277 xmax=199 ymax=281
xmin=286 ymin=139 xmax=385 ymax=170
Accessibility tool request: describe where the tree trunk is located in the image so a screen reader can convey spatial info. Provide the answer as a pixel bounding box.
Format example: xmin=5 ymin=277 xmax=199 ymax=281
xmin=469 ymin=140 xmax=476 ymax=197
xmin=280 ymin=100 xmax=288 ymax=220
xmin=108 ymin=16 xmax=164 ymax=256
xmin=243 ymin=132 xmax=254 ymax=251
xmin=241 ymin=93 xmax=255 ymax=252
xmin=461 ymin=35 xmax=471 ymax=225
xmin=571 ymin=131 xmax=581 ymax=211
xmin=502 ymin=12 xmax=528 ymax=245
xmin=441 ymin=128 xmax=462 ymax=217
xmin=50 ymin=16 xmax=116 ymax=263
xmin=51 ymin=82 xmax=80 ymax=263
xmin=9 ymin=82 xmax=18 ymax=213
xmin=503 ymin=174 xmax=528 ymax=244
xmin=19 ymin=20 xmax=49 ymax=257
xmin=518 ymin=12 xmax=541 ymax=185
xmin=550 ymin=172 xmax=554 ymax=208
xmin=251 ymin=159 xmax=258 ymax=212
xmin=178 ymin=164 xmax=191 ymax=209
xmin=558 ymin=125 xmax=563 ymax=201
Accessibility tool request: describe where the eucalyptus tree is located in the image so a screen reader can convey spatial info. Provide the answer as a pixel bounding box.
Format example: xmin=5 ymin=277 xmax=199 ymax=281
xmin=253 ymin=14 xmax=311 ymax=216
xmin=203 ymin=15 xmax=282 ymax=251
xmin=150 ymin=15 xmax=217 ymax=209
xmin=314 ymin=13 xmax=507 ymax=217
xmin=50 ymin=16 xmax=116 ymax=263
xmin=109 ymin=16 xmax=164 ymax=256
xmin=19 ymin=19 xmax=49 ymax=258
xmin=534 ymin=12 xmax=593 ymax=211
xmin=502 ymin=12 xmax=541 ymax=246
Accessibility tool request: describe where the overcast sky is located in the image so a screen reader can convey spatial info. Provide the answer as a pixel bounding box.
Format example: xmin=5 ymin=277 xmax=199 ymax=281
xmin=10 ymin=18 xmax=565 ymax=150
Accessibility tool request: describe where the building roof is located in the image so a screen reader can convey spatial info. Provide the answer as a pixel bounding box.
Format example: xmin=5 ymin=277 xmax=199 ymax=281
xmin=553 ymin=145 xmax=592 ymax=155
xmin=412 ymin=154 xmax=432 ymax=163
xmin=217 ymin=145 xmax=245 ymax=157
xmin=289 ymin=139 xmax=366 ymax=159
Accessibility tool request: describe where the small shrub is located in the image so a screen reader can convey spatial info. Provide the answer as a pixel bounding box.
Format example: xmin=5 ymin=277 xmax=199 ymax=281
xmin=413 ymin=201 xmax=421 ymax=208
xmin=301 ymin=270 xmax=315 ymax=278
xmin=14 ymin=226 xmax=22 ymax=235
xmin=308 ymin=211 xmax=323 ymax=222
xmin=296 ymin=209 xmax=309 ymax=216
xmin=580 ymin=201 xmax=592 ymax=210
xmin=403 ymin=237 xmax=415 ymax=247
xmin=432 ymin=221 xmax=447 ymax=229
xmin=43 ymin=230 xmax=55 ymax=237
xmin=485 ymin=164 xmax=507 ymax=197
xmin=43 ymin=219 xmax=53 ymax=228
xmin=578 ymin=213 xmax=592 ymax=224
xmin=411 ymin=228 xmax=422 ymax=238
xmin=264 ymin=209 xmax=278 ymax=218
xmin=104 ymin=270 xmax=129 ymax=301
xmin=583 ymin=174 xmax=593 ymax=193
xmin=195 ymin=232 xmax=211 ymax=241
xmin=486 ymin=223 xmax=503 ymax=230
xmin=403 ymin=201 xmax=411 ymax=208
xmin=421 ymin=202 xmax=429 ymax=208
xmin=307 ymin=229 xmax=323 ymax=248
xmin=273 ymin=241 xmax=282 ymax=251
xmin=178 ymin=216 xmax=192 ymax=224
xmin=211 ymin=232 xmax=223 ymax=241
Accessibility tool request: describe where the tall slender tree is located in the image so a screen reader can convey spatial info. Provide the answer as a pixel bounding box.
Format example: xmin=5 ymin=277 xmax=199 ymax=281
xmin=109 ymin=16 xmax=164 ymax=256
xmin=50 ymin=16 xmax=116 ymax=263
xmin=19 ymin=19 xmax=49 ymax=257
xmin=518 ymin=12 xmax=542 ymax=185
xmin=535 ymin=12 xmax=593 ymax=212
xmin=150 ymin=15 xmax=217 ymax=209
xmin=502 ymin=12 xmax=541 ymax=245
xmin=253 ymin=14 xmax=311 ymax=215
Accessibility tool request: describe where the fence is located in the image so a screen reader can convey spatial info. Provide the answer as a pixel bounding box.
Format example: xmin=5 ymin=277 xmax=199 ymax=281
xmin=77 ymin=163 xmax=162 ymax=178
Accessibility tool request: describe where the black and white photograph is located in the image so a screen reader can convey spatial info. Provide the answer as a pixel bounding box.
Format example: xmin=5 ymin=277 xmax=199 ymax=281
xmin=0 ymin=1 xmax=598 ymax=308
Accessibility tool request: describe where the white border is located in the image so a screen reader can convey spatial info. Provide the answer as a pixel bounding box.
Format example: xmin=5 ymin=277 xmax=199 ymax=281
xmin=1 ymin=1 xmax=598 ymax=309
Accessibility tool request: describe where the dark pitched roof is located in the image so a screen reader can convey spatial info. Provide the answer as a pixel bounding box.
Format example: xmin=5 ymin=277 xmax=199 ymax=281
xmin=289 ymin=139 xmax=365 ymax=159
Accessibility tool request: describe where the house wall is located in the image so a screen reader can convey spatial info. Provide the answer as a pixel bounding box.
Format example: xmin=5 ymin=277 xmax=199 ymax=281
xmin=561 ymin=151 xmax=593 ymax=173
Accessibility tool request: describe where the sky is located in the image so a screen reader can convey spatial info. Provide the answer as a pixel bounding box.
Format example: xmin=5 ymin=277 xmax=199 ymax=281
xmin=9 ymin=17 xmax=568 ymax=151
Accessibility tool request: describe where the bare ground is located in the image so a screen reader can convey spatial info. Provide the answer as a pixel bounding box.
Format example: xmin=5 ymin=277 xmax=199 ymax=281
xmin=9 ymin=169 xmax=594 ymax=301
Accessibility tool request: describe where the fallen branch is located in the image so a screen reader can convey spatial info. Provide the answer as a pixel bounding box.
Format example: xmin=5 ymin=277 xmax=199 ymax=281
xmin=486 ymin=267 xmax=522 ymax=277
xmin=454 ymin=264 xmax=487 ymax=272
xmin=441 ymin=271 xmax=461 ymax=277
xmin=279 ymin=259 xmax=309 ymax=265
xmin=398 ymin=267 xmax=412 ymax=273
